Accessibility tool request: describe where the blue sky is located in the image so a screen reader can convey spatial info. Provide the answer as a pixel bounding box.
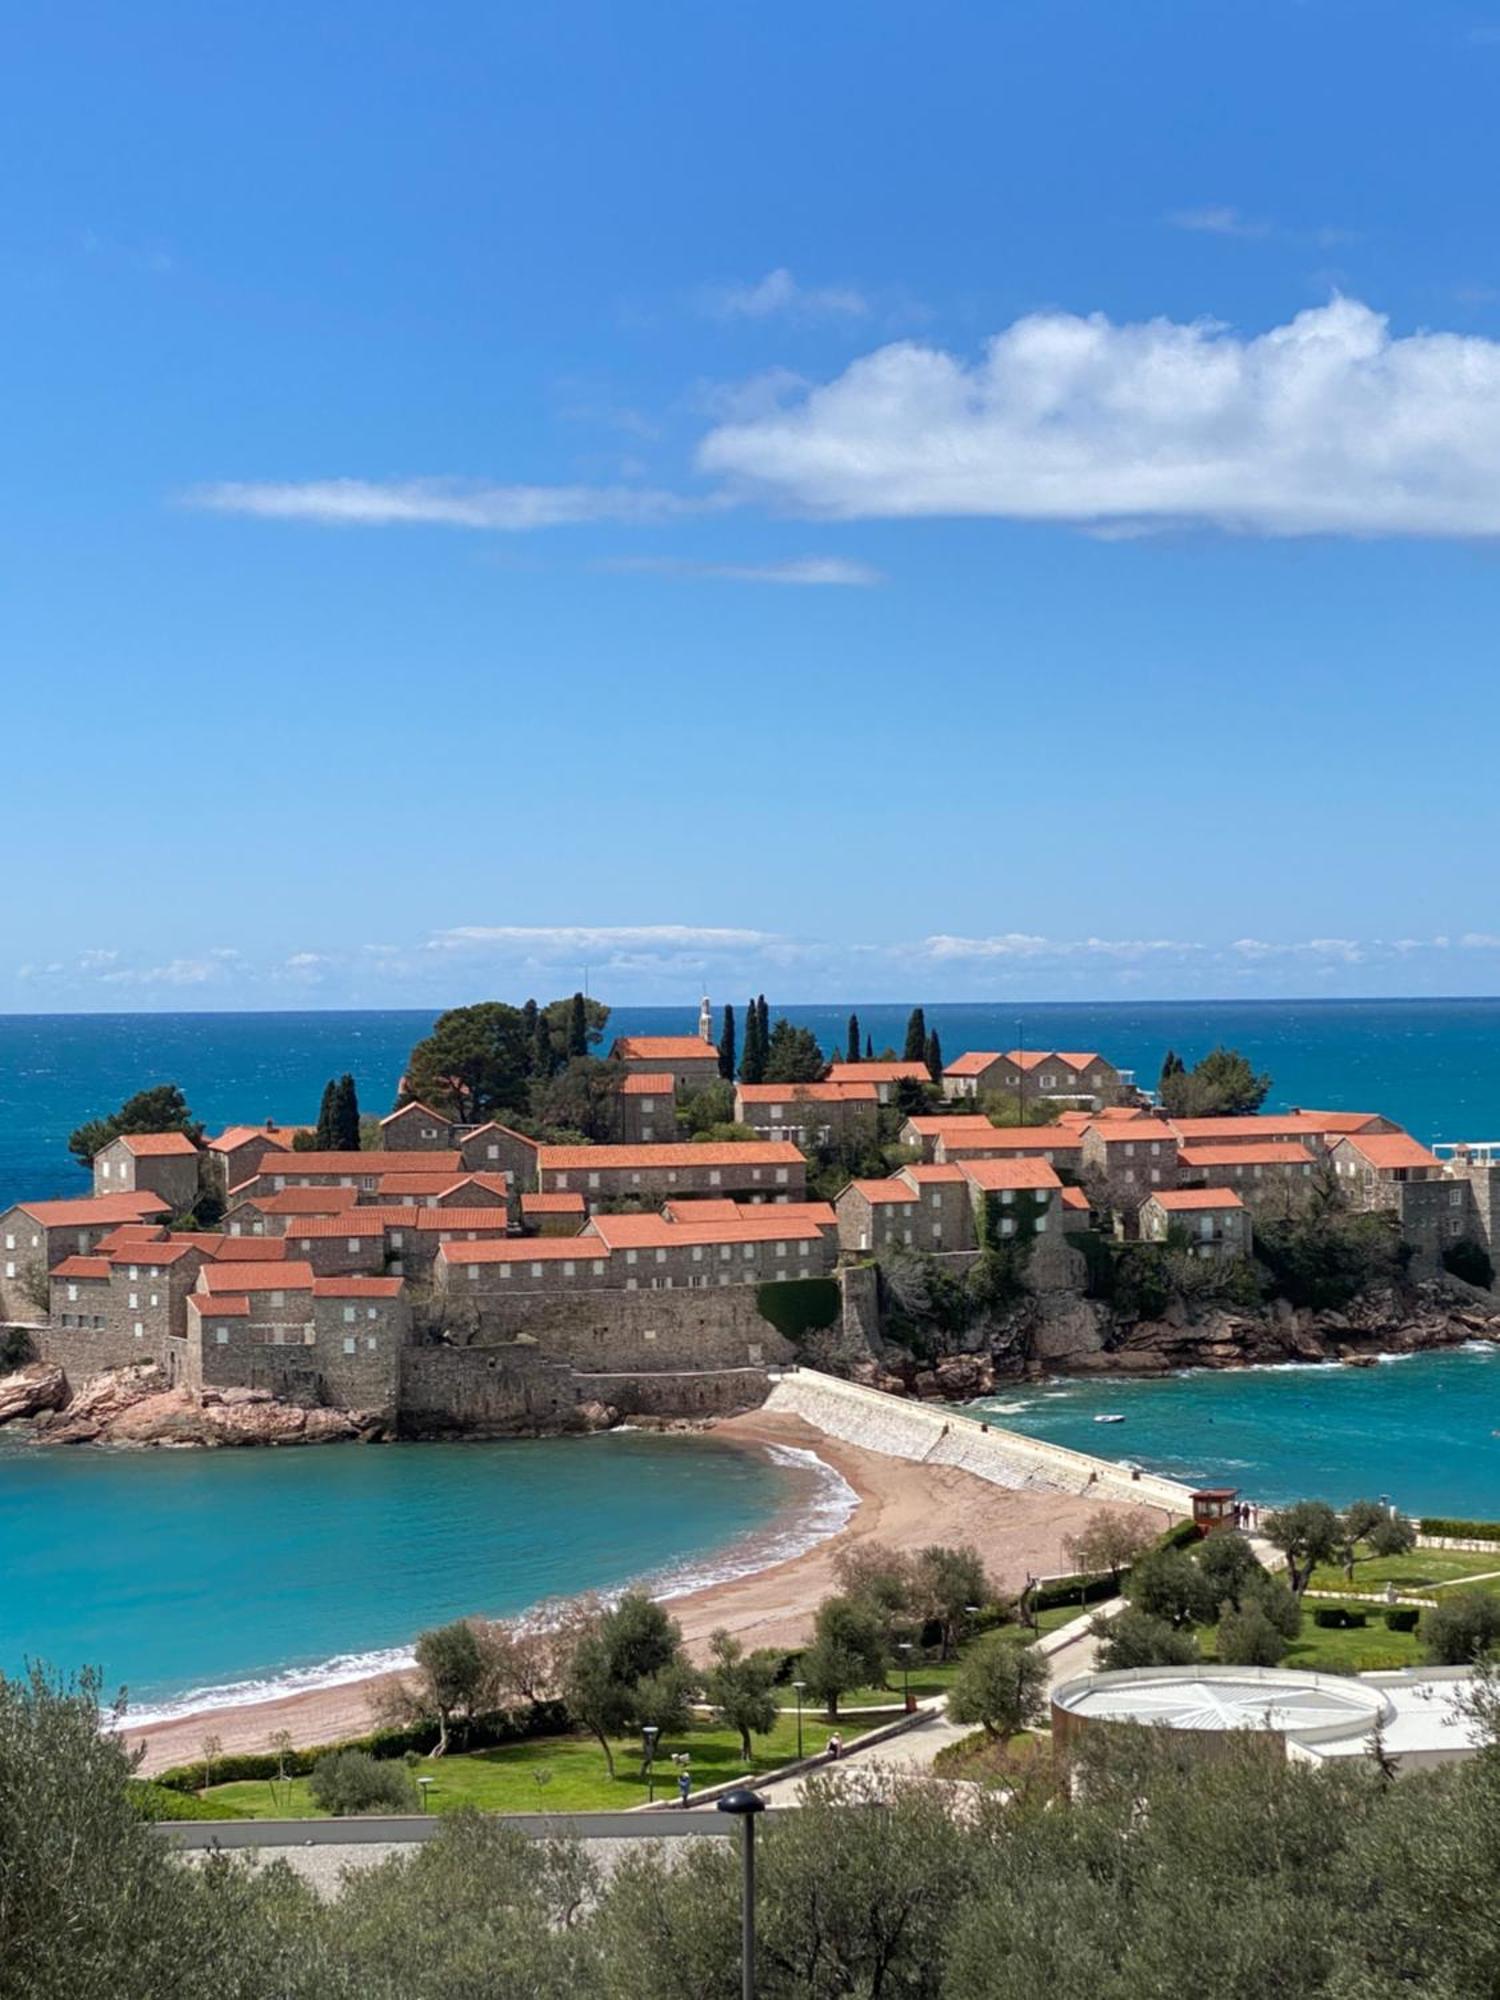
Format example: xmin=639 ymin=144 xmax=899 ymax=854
xmin=7 ymin=0 xmax=1500 ymax=1010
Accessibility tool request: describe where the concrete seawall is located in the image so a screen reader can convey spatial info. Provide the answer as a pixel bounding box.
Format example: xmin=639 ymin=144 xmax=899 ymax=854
xmin=763 ymin=1370 xmax=1192 ymax=1515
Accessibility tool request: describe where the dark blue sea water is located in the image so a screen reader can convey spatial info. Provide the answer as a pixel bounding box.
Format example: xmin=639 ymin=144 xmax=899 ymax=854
xmin=975 ymin=1347 xmax=1500 ymax=1518
xmin=0 ymin=1428 xmax=846 ymax=1713
xmin=6 ymin=996 xmax=1500 ymax=1211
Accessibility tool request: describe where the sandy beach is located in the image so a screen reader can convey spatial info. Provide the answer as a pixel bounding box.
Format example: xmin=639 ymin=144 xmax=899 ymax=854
xmin=123 ymin=1409 xmax=1170 ymax=1776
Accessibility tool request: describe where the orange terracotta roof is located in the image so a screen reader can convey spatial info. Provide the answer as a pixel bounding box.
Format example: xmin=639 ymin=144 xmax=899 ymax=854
xmin=1061 ymin=1186 xmax=1090 ymax=1211
xmin=943 ymin=1051 xmax=1004 ymax=1077
xmin=438 ymin=1237 xmax=604 ymax=1265
xmin=661 ymin=1198 xmax=742 ymax=1222
xmin=522 ymin=1192 xmax=587 ymax=1214
xmin=287 ymin=1214 xmax=395 ymax=1239
xmin=115 ymin=1132 xmax=199 ymax=1157
xmin=1295 ymin=1110 xmax=1390 ymax=1134
xmin=612 ymin=1036 xmax=719 ymax=1062
xmin=902 ymin=1114 xmax=996 ymax=1135
xmin=845 ymin=1180 xmax=923 ymax=1205
xmin=937 ymin=1130 xmax=1082 ymax=1156
xmin=1089 ymin=1120 xmax=1178 ymax=1145
xmin=1339 ymin=1134 xmax=1445 ymax=1172
xmin=51 ymin=1255 xmax=110 ymax=1279
xmin=620 ymin=1072 xmax=677 ymax=1095
xmin=376 ymin=1172 xmax=473 ymax=1196
xmin=1166 ymin=1116 xmax=1326 ymax=1143
xmin=586 ymin=1211 xmax=825 ymax=1248
xmin=199 ymin=1261 xmax=315 ymax=1293
xmin=1147 ymin=1188 xmax=1245 ymax=1211
xmin=260 ymin=1151 xmax=460 ymax=1175
xmin=207 ymin=1126 xmax=302 ymax=1154
xmin=101 ymin=1241 xmax=199 ymax=1267
xmin=14 ymin=1193 xmax=170 ymax=1227
xmin=188 ymin=1294 xmax=249 ymax=1317
xmin=409 ymin=1209 xmax=511 ymax=1234
xmin=900 ymin=1163 xmax=968 ymax=1184
xmin=187 ymin=1235 xmax=289 ymax=1261
xmin=1053 ymin=1052 xmax=1105 ymax=1071
xmin=448 ymin=1173 xmax=514 ymax=1198
xmin=312 ymin=1276 xmax=403 ymax=1298
xmin=457 ymin=1122 xmax=538 ymax=1148
xmin=91 ymin=1224 xmax=171 ymax=1250
xmin=233 ymin=1187 xmax=361 ymax=1215
xmin=825 ymin=1061 xmax=929 ymax=1085
xmin=959 ymin=1158 xmax=1064 ymax=1191
xmin=1177 ymin=1144 xmax=1313 ymax=1168
xmin=380 ymin=1101 xmax=448 ymax=1126
xmin=538 ymin=1142 xmax=803 ymax=1170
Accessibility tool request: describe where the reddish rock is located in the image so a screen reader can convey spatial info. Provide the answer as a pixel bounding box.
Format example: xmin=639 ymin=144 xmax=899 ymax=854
xmin=0 ymin=1363 xmax=67 ymax=1426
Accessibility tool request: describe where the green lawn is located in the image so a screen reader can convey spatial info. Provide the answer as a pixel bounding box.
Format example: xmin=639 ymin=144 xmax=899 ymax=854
xmin=1199 ymin=1609 xmax=1425 ymax=1676
xmin=1307 ymin=1549 xmax=1500 ymax=1597
xmin=931 ymin=1728 xmax=1043 ymax=1788
xmin=205 ymin=1711 xmax=839 ymax=1821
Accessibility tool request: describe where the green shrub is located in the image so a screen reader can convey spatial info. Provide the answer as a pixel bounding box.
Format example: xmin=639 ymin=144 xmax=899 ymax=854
xmin=0 ymin=1327 xmax=34 ymax=1369
xmin=126 ymin=1780 xmax=247 ymax=1822
xmin=1032 ymin=1571 xmax=1119 ymax=1614
xmin=307 ymin=1747 xmax=420 ymax=1817
xmin=1419 ymin=1518 xmax=1500 ymax=1544
xmin=755 ymin=1277 xmax=840 ymax=1342
xmin=1442 ymin=1237 xmax=1495 ymax=1289
xmin=1313 ymin=1606 xmax=1368 ymax=1629
xmin=1421 ymin=1590 xmax=1500 ymax=1666
xmin=1384 ymin=1608 xmax=1421 ymax=1633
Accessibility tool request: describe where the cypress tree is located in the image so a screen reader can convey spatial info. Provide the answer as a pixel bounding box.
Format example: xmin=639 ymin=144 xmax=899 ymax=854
xmin=314 ymin=1079 xmax=338 ymax=1151
xmin=568 ymin=992 xmax=589 ymax=1060
xmin=865 ymin=1032 xmax=874 ymax=1060
xmin=333 ymin=1073 xmax=361 ymax=1150
xmin=846 ymin=1013 xmax=861 ymax=1064
xmin=740 ymin=997 xmax=765 ymax=1084
xmin=533 ymin=1014 xmax=556 ymax=1078
xmin=521 ymin=997 xmax=539 ymax=1045
xmin=718 ymin=1003 xmax=737 ymax=1082
xmin=925 ymin=1029 xmax=943 ymax=1083
xmin=903 ymin=1007 xmax=928 ymax=1064
xmin=756 ymin=994 xmax=769 ymax=1056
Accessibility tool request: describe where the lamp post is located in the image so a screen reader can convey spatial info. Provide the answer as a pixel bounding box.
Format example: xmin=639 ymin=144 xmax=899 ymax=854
xmin=641 ymin=1724 xmax=660 ymax=1804
xmin=717 ymin=1787 xmax=766 ymax=2000
xmin=897 ymin=1639 xmax=913 ymax=1710
xmin=791 ymin=1680 xmax=806 ymax=1761
xmin=964 ymin=1602 xmax=982 ymax=1646
xmin=416 ymin=1776 xmax=434 ymax=1814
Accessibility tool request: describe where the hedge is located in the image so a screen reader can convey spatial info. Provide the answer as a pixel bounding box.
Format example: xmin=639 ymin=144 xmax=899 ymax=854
xmin=128 ymin=1780 xmax=250 ymax=1821
xmin=1384 ymin=1607 xmax=1421 ymax=1633
xmin=153 ymin=1699 xmax=569 ymax=1794
xmin=1033 ymin=1571 xmax=1119 ymax=1614
xmin=1313 ymin=1605 xmax=1369 ymax=1629
xmin=755 ymin=1277 xmax=840 ymax=1342
xmin=1419 ymin=1518 xmax=1500 ymax=1544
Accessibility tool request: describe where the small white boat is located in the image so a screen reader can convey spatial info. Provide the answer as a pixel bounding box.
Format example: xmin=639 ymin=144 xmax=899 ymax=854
xmin=1094 ymin=1413 xmax=1126 ymax=1425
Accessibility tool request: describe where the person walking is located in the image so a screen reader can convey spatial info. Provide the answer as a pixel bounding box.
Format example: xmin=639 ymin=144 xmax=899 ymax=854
xmin=828 ymin=1731 xmax=843 ymax=1761
xmin=677 ymin=1768 xmax=692 ymax=1809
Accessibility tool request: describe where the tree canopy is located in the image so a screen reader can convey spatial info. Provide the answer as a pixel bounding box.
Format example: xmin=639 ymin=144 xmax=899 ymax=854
xmin=67 ymin=1083 xmax=202 ymax=1170
xmin=762 ymin=1018 xmax=828 ymax=1085
xmin=1158 ymin=1045 xmax=1272 ymax=1118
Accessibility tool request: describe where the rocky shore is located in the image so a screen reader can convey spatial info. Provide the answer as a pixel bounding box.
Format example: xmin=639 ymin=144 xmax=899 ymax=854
xmin=860 ymin=1280 xmax=1500 ymax=1402
xmin=0 ymin=1361 xmax=390 ymax=1448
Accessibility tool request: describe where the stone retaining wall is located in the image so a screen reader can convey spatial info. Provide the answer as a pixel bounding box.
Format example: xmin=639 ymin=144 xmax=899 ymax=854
xmin=763 ymin=1369 xmax=1191 ymax=1513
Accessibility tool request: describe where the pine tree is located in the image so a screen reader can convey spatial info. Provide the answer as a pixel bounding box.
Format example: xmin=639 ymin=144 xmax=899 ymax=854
xmin=846 ymin=1013 xmax=861 ymax=1063
xmin=925 ymin=1029 xmax=943 ymax=1082
xmin=865 ymin=1032 xmax=874 ymax=1060
xmin=718 ymin=1003 xmax=737 ymax=1082
xmin=903 ymin=1007 xmax=927 ymax=1064
xmin=333 ymin=1073 xmax=361 ymax=1150
xmin=314 ymin=1079 xmax=339 ymax=1150
xmin=568 ymin=992 xmax=589 ymax=1060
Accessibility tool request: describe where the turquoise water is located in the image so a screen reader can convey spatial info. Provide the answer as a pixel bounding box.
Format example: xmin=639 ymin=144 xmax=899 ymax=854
xmin=0 ymin=1431 xmax=825 ymax=1714
xmin=8 ymin=997 xmax=1500 ymax=1208
xmin=975 ymin=1347 xmax=1500 ymax=1515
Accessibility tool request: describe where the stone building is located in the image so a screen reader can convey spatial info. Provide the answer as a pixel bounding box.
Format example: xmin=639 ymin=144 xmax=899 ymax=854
xmin=1140 ymin=1187 xmax=1252 ymax=1261
xmin=1 ymin=1192 xmax=170 ymax=1320
xmin=521 ymin=1191 xmax=587 ymax=1235
xmin=1080 ymin=1119 xmax=1182 ymax=1202
xmin=932 ymin=1127 xmax=1084 ymax=1175
xmin=942 ymin=1049 xmax=1123 ymax=1106
xmin=735 ymin=1080 xmax=880 ymax=1146
xmin=379 ymin=1101 xmax=456 ymax=1150
xmin=1330 ymin=1133 xmax=1471 ymax=1264
xmin=204 ymin=1123 xmax=302 ymax=1195
xmin=824 ymin=1061 xmax=929 ymax=1105
xmin=456 ymin=1123 xmax=539 ymax=1184
xmin=183 ymin=1269 xmax=407 ymax=1414
xmin=955 ymin=1156 xmax=1065 ymax=1239
xmin=617 ymin=1074 xmax=676 ymax=1144
xmin=608 ymin=1035 xmax=721 ymax=1092
xmin=537 ymin=1141 xmax=806 ymax=1207
xmin=222 ymin=1186 xmax=360 ymax=1235
xmin=231 ymin=1149 xmax=461 ymax=1202
xmin=1175 ymin=1143 xmax=1320 ymax=1208
xmin=92 ymin=1132 xmax=201 ymax=1210
xmin=898 ymin=1113 xmax=996 ymax=1160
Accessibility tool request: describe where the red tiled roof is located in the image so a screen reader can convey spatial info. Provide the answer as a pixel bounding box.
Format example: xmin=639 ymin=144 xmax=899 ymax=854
xmin=522 ymin=1192 xmax=587 ymax=1214
xmin=457 ymin=1122 xmax=538 ymax=1148
xmin=902 ymin=1114 xmax=996 ymax=1135
xmin=188 ymin=1293 xmax=250 ymax=1317
xmin=958 ymin=1158 xmax=1063 ymax=1191
xmin=380 ymin=1101 xmax=448 ymax=1126
xmin=1166 ymin=1116 xmax=1327 ymax=1143
xmin=448 ymin=1173 xmax=513 ymax=1198
xmin=410 ymin=1209 xmax=511 ymax=1234
xmin=612 ymin=1036 xmax=718 ymax=1062
xmin=538 ymin=1142 xmax=803 ymax=1170
xmin=620 ymin=1072 xmax=676 ymax=1095
xmin=937 ymin=1130 xmax=1082 ymax=1156
xmin=1053 ymin=1052 xmax=1105 ymax=1071
xmin=115 ymin=1132 xmax=199 ymax=1157
xmin=825 ymin=1062 xmax=928 ymax=1085
xmin=101 ymin=1241 xmax=199 ymax=1267
xmin=51 ymin=1255 xmax=110 ymax=1279
xmin=376 ymin=1173 xmax=472 ymax=1196
xmin=942 ymin=1051 xmax=1004 ymax=1078
xmin=1147 ymin=1187 xmax=1245 ymax=1211
xmin=1296 ymin=1111 xmax=1390 ymax=1134
xmin=1089 ymin=1120 xmax=1178 ymax=1145
xmin=438 ymin=1237 xmax=604 ymax=1265
xmin=312 ymin=1276 xmax=403 ymax=1298
xmin=585 ymin=1211 xmax=825 ymax=1248
xmin=1339 ymin=1134 xmax=1445 ymax=1172
xmin=91 ymin=1224 xmax=170 ymax=1250
xmin=207 ymin=1126 xmax=302 ymax=1154
xmin=260 ymin=1151 xmax=460 ymax=1175
xmin=661 ymin=1197 xmax=742 ymax=1222
xmin=1061 ymin=1186 xmax=1090 ymax=1211
xmin=187 ymin=1235 xmax=289 ymax=1261
xmin=845 ymin=1180 xmax=922 ymax=1206
xmin=199 ymin=1261 xmax=314 ymax=1293
xmin=13 ymin=1193 xmax=170 ymax=1227
xmin=900 ymin=1163 xmax=968 ymax=1184
xmin=231 ymin=1187 xmax=360 ymax=1214
xmin=287 ymin=1214 xmax=394 ymax=1239
xmin=1178 ymin=1144 xmax=1313 ymax=1168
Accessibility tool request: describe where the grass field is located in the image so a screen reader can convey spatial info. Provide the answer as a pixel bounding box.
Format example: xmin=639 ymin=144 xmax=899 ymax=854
xmin=1308 ymin=1549 xmax=1500 ymax=1597
xmin=1198 ymin=1609 xmax=1425 ymax=1676
xmin=206 ymin=1711 xmax=841 ymax=1820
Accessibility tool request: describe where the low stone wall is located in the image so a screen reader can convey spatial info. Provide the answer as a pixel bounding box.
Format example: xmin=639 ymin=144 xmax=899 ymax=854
xmin=574 ymin=1367 xmax=769 ymax=1418
xmin=458 ymin=1287 xmax=796 ymax=1375
xmin=764 ymin=1369 xmax=1191 ymax=1513
xmin=397 ymin=1344 xmax=582 ymax=1436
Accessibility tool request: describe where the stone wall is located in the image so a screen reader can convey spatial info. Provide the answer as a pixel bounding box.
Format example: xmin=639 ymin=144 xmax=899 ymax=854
xmin=451 ymin=1285 xmax=795 ymax=1374
xmin=573 ymin=1367 xmax=770 ymax=1417
xmin=397 ymin=1343 xmax=584 ymax=1435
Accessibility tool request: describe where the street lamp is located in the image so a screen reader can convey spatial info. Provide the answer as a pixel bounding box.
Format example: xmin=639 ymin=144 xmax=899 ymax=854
xmin=717 ymin=1787 xmax=766 ymax=2000
xmin=416 ymin=1776 xmax=434 ymax=1814
xmin=897 ymin=1640 xmax=913 ymax=1710
xmin=791 ymin=1680 xmax=806 ymax=1760
xmin=641 ymin=1724 xmax=660 ymax=1803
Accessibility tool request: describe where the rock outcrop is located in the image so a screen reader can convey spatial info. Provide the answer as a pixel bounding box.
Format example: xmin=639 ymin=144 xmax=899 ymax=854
xmin=0 ymin=1363 xmax=68 ymax=1426
xmin=18 ymin=1365 xmax=388 ymax=1448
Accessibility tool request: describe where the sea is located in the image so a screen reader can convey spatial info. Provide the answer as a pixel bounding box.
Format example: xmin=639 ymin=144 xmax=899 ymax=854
xmin=5 ymin=995 xmax=1500 ymax=1711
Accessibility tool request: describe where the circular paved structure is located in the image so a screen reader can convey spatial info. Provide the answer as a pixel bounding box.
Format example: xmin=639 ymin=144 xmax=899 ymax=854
xmin=1052 ymin=1665 xmax=1390 ymax=1755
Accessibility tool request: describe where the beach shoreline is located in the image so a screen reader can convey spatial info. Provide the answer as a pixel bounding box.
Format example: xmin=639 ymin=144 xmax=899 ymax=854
xmin=121 ymin=1408 xmax=1165 ymax=1776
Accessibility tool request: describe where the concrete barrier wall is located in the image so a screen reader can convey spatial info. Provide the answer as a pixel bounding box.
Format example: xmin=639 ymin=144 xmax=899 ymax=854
xmin=764 ymin=1369 xmax=1191 ymax=1514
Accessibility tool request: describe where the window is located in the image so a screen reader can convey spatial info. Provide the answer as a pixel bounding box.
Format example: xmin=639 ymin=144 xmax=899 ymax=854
xmin=486 ymin=1143 xmax=499 ymax=1160
xmin=798 ymin=1239 xmax=810 ymax=1257
xmin=776 ymin=1242 xmax=787 ymax=1258
xmin=467 ymin=1263 xmax=479 ymax=1279
xmin=742 ymin=1243 xmax=754 ymax=1260
xmin=133 ymin=1322 xmax=143 ymax=1339
xmin=2 ymin=1234 xmax=11 ymax=1250
xmin=655 ymin=1247 xmax=667 ymax=1264
xmin=626 ymin=1276 xmax=639 ymax=1291
xmin=719 ymin=1245 xmax=731 ymax=1261
xmin=555 ymin=1173 xmax=569 ymax=1189
xmin=563 ymin=1260 xmax=576 ymax=1276
xmin=588 ymin=1172 xmax=600 ymax=1190
xmin=709 ymin=1170 xmax=722 ymax=1187
xmin=215 ymin=1327 xmax=229 ymax=1345
xmin=66 ymin=1284 xmax=78 ymax=1302
xmin=347 ymin=1237 xmax=360 ymax=1252
xmin=1150 ymin=1169 xmax=1161 ymax=1185
xmin=1001 ymin=1218 xmax=1016 ymax=1238
xmin=343 ymin=1305 xmax=356 ymax=1323
xmin=626 ymin=1249 xmax=638 ymax=1266
xmin=343 ymin=1337 xmax=356 ymax=1355
xmin=1124 ymin=1143 xmax=1136 ymax=1159
xmin=128 ymin=1265 xmax=139 ymax=1281
xmin=2 ymin=1262 xmax=11 ymax=1280
xmin=641 ymin=1097 xmax=655 ymax=1113
xmin=691 ymin=1245 xmax=704 ymax=1262
xmin=390 ymin=1231 xmax=404 ymax=1248
xmin=149 ymin=1293 xmax=159 ymax=1308
xmin=270 ymin=1290 xmax=284 ymax=1307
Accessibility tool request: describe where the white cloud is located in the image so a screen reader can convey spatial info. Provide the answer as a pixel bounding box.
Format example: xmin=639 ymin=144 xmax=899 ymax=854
xmin=698 ymin=297 xmax=1500 ymax=538
xmin=1167 ymin=205 xmax=1271 ymax=238
xmin=923 ymin=934 xmax=1201 ymax=961
xmin=601 ymin=555 xmax=882 ymax=587
xmin=186 ymin=479 xmax=692 ymax=532
xmin=703 ymin=268 xmax=868 ymax=321
xmin=429 ymin=925 xmax=778 ymax=955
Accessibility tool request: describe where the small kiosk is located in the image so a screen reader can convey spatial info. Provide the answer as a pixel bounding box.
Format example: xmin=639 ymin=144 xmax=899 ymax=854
xmin=1191 ymin=1486 xmax=1240 ymax=1536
